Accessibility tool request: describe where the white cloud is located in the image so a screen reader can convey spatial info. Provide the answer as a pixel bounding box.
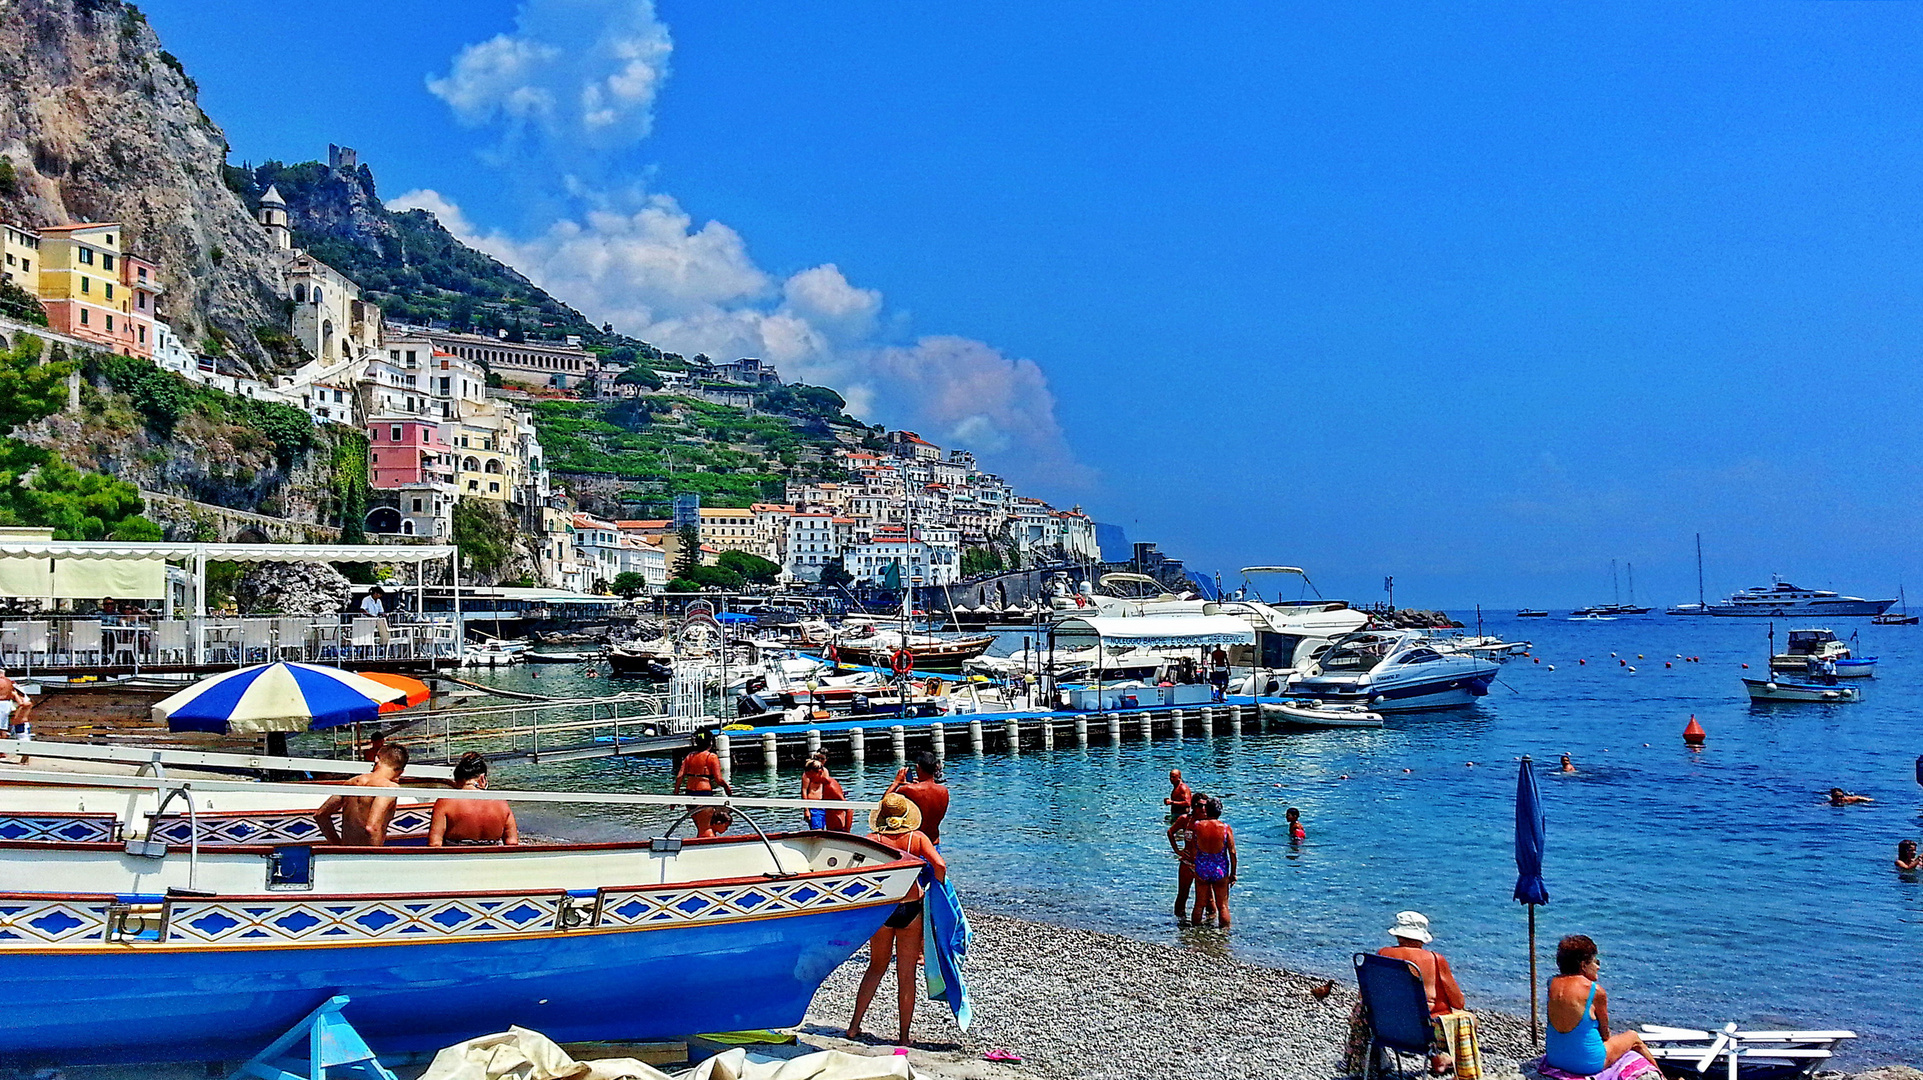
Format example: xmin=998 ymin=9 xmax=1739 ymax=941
xmin=427 ymin=0 xmax=671 ymax=150
xmin=419 ymin=6 xmax=1094 ymax=493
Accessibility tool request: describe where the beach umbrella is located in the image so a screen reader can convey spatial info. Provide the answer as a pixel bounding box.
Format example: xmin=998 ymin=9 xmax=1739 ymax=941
xmin=153 ymin=662 xmax=408 ymax=734
xmin=1514 ymin=754 xmax=1550 ymax=1045
xmin=357 ymin=672 xmax=431 ymax=713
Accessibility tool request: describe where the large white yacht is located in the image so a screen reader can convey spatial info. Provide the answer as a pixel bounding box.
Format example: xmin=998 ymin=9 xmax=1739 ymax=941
xmin=1706 ymin=577 xmax=1894 ymax=618
xmin=1285 ymin=629 xmax=1500 ymax=712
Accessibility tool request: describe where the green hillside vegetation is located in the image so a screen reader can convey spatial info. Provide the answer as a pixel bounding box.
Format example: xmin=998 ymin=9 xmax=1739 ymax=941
xmin=536 ymin=393 xmax=858 ymax=509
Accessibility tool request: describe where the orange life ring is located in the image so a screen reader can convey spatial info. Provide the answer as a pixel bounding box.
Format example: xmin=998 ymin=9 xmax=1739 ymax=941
xmin=1075 ymin=594 xmax=1087 ymax=608
xmin=891 ymin=648 xmax=915 ymax=675
xmin=825 ymin=642 xmax=840 ymax=664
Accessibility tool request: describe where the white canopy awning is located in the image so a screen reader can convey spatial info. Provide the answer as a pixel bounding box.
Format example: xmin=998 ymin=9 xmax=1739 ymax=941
xmin=1053 ymin=614 xmax=1256 ymax=649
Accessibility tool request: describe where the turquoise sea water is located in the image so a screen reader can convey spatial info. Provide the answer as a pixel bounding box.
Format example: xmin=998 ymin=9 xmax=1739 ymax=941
xmin=481 ymin=616 xmax=1923 ymax=1066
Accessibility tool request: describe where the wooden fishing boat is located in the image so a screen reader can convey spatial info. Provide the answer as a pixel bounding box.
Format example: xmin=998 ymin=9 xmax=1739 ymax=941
xmin=605 ymin=645 xmax=673 ymax=679
xmin=830 ymin=634 xmax=996 ymax=673
xmin=0 ymin=774 xmax=917 ymax=1065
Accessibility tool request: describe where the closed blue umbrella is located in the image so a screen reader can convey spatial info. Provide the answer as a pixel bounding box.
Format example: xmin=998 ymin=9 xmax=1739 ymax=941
xmin=152 ymin=662 xmax=407 ymax=734
xmin=1515 ymin=754 xmax=1550 ymax=1045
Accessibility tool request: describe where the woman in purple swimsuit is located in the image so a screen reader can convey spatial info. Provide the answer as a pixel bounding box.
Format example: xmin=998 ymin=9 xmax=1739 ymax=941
xmin=1189 ymin=797 xmax=1237 ymax=928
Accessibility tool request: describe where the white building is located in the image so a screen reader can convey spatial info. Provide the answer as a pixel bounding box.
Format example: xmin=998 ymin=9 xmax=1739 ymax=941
xmin=571 ymin=513 xmax=623 ymax=591
xmin=784 ymin=513 xmax=839 ymax=582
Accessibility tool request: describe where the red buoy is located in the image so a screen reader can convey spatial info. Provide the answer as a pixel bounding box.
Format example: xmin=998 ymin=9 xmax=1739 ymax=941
xmin=1684 ymin=716 xmax=1706 ymax=747
xmin=1578 ymin=658 xmax=1587 ymax=665
xmin=1665 ymin=662 xmax=1672 ymax=668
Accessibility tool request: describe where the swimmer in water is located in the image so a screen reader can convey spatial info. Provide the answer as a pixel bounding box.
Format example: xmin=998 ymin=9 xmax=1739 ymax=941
xmin=1560 ymin=754 xmax=1576 ymax=773
xmin=1829 ymin=788 xmax=1873 ymax=806
xmin=1286 ymin=806 xmax=1306 ymax=843
xmin=1897 ymin=840 xmax=1920 ymax=873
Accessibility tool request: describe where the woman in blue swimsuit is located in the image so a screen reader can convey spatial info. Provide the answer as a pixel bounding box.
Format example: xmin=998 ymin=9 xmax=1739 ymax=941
xmin=1545 ymin=935 xmax=1662 ymax=1078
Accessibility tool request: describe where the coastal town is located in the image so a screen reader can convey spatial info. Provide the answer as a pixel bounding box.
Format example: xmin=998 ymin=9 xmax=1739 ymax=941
xmin=0 ymin=145 xmax=1104 ymax=598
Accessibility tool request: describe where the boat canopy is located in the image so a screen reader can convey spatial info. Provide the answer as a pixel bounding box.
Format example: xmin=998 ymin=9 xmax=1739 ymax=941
xmin=1239 ymin=566 xmax=1306 ymax=575
xmin=1052 ymin=614 xmax=1255 ymax=649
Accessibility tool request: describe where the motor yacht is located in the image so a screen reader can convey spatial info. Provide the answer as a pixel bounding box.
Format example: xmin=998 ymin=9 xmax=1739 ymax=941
xmin=1285 ymin=629 xmax=1499 ymax=712
xmin=1707 ymin=577 xmax=1894 ymax=617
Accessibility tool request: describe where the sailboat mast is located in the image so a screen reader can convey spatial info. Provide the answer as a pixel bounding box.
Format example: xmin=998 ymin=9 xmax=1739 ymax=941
xmin=1627 ymin=562 xmax=1636 ymax=607
xmin=1612 ymin=559 xmax=1620 ymax=606
xmin=1696 ymin=533 xmax=1705 ymax=607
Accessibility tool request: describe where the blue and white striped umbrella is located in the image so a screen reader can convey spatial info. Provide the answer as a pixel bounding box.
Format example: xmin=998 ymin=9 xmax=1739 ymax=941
xmin=153 ymin=662 xmax=409 ymax=734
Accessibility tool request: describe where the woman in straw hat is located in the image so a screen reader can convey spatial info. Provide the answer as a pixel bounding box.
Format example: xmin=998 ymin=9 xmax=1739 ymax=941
xmin=847 ymin=792 xmax=947 ymax=1047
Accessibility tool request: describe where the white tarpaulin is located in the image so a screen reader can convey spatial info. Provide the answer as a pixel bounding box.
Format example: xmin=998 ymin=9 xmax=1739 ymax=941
xmin=0 ymin=552 xmax=165 ymax=598
xmin=419 ymin=1029 xmax=914 ymax=1080
xmin=1052 ymin=614 xmax=1257 ymax=649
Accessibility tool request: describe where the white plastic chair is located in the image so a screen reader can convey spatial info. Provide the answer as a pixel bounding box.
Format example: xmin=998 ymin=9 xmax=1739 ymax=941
xmin=274 ymin=618 xmax=310 ymax=660
xmin=155 ymin=620 xmax=188 ymax=665
xmin=64 ymin=621 xmax=102 ymax=667
xmin=350 ymin=618 xmax=378 ymax=660
xmin=22 ymin=621 xmax=49 ymax=669
xmin=241 ymin=619 xmax=275 ymax=664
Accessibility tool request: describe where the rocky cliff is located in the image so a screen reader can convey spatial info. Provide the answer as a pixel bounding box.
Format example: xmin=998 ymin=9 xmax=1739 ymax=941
xmin=0 ymin=0 xmax=285 ymax=370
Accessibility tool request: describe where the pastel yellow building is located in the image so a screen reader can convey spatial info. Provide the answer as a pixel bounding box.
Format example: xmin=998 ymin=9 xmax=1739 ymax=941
xmin=2 ymin=224 xmax=40 ymax=290
xmin=34 ymin=223 xmax=156 ymax=358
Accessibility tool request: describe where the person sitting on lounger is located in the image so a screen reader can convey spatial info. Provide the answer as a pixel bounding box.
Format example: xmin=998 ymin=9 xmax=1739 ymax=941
xmin=315 ymin=743 xmax=408 ymax=846
xmin=1545 ymin=935 xmax=1663 ymax=1079
xmin=429 ymin=751 xmax=518 ymax=846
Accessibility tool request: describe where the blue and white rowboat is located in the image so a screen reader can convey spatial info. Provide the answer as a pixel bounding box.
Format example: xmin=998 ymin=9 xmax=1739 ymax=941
xmin=0 ymin=774 xmax=919 ymax=1067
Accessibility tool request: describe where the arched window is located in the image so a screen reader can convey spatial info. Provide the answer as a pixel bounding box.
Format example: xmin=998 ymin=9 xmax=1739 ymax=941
xmin=463 ymin=456 xmax=481 ymax=472
xmin=293 ymin=284 xmax=306 ymax=303
xmin=484 ymin=459 xmax=502 ymax=474
xmin=402 ymin=520 xmax=415 ymax=535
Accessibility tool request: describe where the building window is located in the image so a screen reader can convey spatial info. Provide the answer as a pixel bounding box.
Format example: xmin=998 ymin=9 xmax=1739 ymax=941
xmin=80 ymin=277 xmax=90 ymax=294
xmin=102 ymin=253 xmax=114 ymax=272
xmin=104 ymin=282 xmax=113 ymax=300
xmin=105 ymin=314 xmax=113 ymax=331
xmin=412 ymin=499 xmax=423 ymax=512
xmin=79 ymin=248 xmax=93 ymax=265
xmin=137 ymin=326 xmax=146 ymax=343
xmin=80 ymin=309 xmax=88 ymax=325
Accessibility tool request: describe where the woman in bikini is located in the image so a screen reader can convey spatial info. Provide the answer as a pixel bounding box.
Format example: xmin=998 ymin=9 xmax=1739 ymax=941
xmin=1189 ymin=797 xmax=1236 ymax=928
xmin=1545 ymin=935 xmax=1662 ymax=1079
xmin=673 ymin=730 xmax=733 ymax=837
xmin=848 ymin=793 xmax=946 ymax=1047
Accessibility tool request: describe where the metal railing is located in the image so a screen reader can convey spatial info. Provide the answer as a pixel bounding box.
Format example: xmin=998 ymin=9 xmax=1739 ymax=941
xmin=361 ymin=689 xmax=688 ymax=764
xmin=0 ymin=615 xmax=461 ymax=673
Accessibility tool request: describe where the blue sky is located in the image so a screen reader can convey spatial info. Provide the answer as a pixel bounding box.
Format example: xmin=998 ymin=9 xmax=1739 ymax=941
xmin=142 ymin=1 xmax=1923 ymax=608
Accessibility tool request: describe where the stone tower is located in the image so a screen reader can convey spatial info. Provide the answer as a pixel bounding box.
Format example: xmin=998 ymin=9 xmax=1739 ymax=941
xmin=329 ymin=144 xmax=359 ymax=173
xmin=257 ymin=184 xmax=290 ymax=250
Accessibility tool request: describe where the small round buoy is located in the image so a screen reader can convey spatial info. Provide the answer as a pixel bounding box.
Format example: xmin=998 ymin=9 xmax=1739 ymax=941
xmin=1741 ymin=663 xmax=1749 ymax=669
xmin=1627 ymin=666 xmax=1637 ymax=673
xmin=1619 ymin=659 xmax=1627 ymax=666
xmin=1465 ymin=761 xmax=1475 ymax=767
xmin=1665 ymin=662 xmax=1672 ymax=668
xmin=1547 ymin=664 xmax=1556 ymax=671
xmin=1684 ymin=715 xmax=1707 ymax=746
xmin=1534 ymin=657 xmax=1540 ymax=664
xmin=1610 ymin=652 xmax=1618 ymax=658
xmin=1578 ymin=658 xmax=1587 ymax=665
xmin=1637 ymin=654 xmax=1644 ymax=660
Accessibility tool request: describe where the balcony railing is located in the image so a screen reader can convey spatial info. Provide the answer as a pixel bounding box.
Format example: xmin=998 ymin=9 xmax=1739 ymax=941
xmin=0 ymin=615 xmax=461 ymax=674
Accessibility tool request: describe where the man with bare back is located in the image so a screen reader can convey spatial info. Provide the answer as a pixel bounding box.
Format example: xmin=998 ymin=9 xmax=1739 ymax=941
xmin=316 ymin=743 xmax=408 ymax=845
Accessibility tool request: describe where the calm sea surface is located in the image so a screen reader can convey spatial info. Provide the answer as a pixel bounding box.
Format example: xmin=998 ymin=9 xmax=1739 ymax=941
xmin=475 ymin=616 xmax=1923 ymax=1065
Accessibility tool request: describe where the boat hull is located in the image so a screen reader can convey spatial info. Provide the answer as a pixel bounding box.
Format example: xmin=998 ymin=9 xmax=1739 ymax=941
xmin=0 ymin=900 xmax=889 ymax=1065
xmin=1708 ymin=600 xmax=1893 ymax=617
xmin=1286 ymin=673 xmax=1495 ymax=712
xmin=1742 ymin=678 xmax=1860 ymax=702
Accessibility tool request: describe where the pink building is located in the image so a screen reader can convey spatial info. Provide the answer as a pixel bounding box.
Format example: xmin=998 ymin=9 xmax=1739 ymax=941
xmin=368 ymin=418 xmax=453 ymax=489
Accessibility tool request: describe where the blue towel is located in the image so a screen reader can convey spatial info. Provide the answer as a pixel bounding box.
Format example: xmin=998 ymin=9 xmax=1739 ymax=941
xmin=921 ymin=876 xmax=973 ymax=1031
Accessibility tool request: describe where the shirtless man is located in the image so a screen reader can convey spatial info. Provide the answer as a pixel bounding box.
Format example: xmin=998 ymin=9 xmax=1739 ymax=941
xmin=885 ymin=750 xmax=949 ymax=845
xmin=0 ymin=670 xmax=35 ymax=741
xmin=429 ymin=751 xmax=518 ymax=846
xmin=1167 ymin=791 xmax=1203 ymax=921
xmin=1829 ymin=787 xmax=1873 ymax=806
xmin=315 ymin=743 xmax=408 ymax=845
xmin=1163 ymin=768 xmax=1193 ymax=819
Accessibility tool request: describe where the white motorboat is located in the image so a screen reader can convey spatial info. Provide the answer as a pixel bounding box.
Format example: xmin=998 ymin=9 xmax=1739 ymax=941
xmin=1567 ymin=612 xmax=1616 ymax=622
xmin=1261 ymin=700 xmax=1383 ymax=728
xmin=1708 ymin=577 xmax=1894 ymax=617
xmin=1437 ymin=635 xmax=1531 ymax=660
xmin=1742 ymin=678 xmax=1860 ymax=703
xmin=462 ymin=637 xmax=530 ymax=666
xmin=1285 ymin=629 xmax=1500 ymax=712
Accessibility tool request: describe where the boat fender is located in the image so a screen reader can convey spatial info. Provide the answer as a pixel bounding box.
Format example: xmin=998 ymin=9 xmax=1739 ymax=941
xmin=891 ymin=648 xmax=916 ymax=675
xmin=1683 ymin=716 xmax=1706 ymax=747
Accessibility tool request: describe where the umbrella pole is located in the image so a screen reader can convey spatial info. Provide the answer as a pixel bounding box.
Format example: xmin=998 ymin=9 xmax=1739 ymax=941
xmin=1528 ymin=902 xmax=1540 ymax=1046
